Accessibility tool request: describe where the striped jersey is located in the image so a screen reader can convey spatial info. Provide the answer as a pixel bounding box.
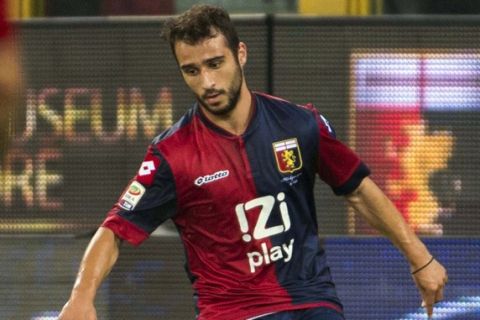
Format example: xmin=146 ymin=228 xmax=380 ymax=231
xmin=102 ymin=91 xmax=370 ymax=320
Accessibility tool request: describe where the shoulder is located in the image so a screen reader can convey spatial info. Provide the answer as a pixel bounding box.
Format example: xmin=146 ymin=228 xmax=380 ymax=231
xmin=254 ymin=92 xmax=317 ymax=120
xmin=151 ymin=107 xmax=196 ymax=146
xmin=254 ymin=92 xmax=336 ymax=137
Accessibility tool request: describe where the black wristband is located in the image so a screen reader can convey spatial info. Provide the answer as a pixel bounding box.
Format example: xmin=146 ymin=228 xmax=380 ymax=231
xmin=411 ymin=256 xmax=435 ymax=275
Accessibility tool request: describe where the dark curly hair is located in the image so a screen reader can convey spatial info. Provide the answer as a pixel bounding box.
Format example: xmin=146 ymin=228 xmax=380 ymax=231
xmin=162 ymin=4 xmax=240 ymax=58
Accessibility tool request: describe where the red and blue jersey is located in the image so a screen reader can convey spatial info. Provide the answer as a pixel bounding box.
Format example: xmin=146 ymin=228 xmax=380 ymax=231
xmin=102 ymin=92 xmax=370 ymax=320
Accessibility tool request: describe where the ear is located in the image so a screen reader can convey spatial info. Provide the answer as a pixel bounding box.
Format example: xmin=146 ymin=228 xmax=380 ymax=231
xmin=237 ymin=42 xmax=247 ymax=67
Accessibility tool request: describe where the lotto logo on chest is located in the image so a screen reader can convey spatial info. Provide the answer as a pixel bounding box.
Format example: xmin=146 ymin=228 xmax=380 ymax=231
xmin=272 ymin=138 xmax=303 ymax=174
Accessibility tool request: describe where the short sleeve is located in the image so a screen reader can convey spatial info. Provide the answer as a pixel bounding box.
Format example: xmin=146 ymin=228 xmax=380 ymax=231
xmin=101 ymin=144 xmax=177 ymax=246
xmin=310 ymin=107 xmax=370 ymax=195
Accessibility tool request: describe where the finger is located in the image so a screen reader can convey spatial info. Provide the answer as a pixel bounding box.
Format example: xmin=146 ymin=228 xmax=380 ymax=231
xmin=435 ymin=287 xmax=444 ymax=302
xmin=423 ymin=294 xmax=435 ymax=318
xmin=426 ymin=303 xmax=434 ymax=318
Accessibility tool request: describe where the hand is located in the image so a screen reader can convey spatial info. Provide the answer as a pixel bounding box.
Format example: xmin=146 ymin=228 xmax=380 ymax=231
xmin=411 ymin=258 xmax=448 ymax=318
xmin=58 ymin=297 xmax=97 ymax=320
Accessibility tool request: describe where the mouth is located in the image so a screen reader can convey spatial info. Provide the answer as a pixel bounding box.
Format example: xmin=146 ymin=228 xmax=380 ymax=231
xmin=204 ymin=92 xmax=222 ymax=105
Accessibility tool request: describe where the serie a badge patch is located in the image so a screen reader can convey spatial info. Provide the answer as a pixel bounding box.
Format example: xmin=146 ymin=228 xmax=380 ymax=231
xmin=272 ymin=138 xmax=303 ymax=174
xmin=119 ymin=181 xmax=146 ymax=211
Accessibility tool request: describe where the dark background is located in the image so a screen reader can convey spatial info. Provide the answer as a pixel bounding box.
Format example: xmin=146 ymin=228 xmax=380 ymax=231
xmin=1 ymin=16 xmax=479 ymax=319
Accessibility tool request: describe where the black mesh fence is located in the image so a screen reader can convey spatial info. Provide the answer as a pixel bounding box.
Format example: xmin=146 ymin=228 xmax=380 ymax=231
xmin=1 ymin=16 xmax=479 ymax=319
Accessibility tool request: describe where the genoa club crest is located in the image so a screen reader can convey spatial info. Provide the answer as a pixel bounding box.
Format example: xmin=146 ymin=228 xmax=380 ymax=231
xmin=272 ymin=138 xmax=303 ymax=174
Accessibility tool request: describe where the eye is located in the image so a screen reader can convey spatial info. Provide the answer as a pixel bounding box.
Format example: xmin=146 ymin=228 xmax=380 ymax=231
xmin=209 ymin=60 xmax=223 ymax=69
xmin=183 ymin=67 xmax=199 ymax=76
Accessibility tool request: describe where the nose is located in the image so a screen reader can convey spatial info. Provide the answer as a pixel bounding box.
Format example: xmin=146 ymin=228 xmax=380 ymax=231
xmin=201 ymin=69 xmax=216 ymax=89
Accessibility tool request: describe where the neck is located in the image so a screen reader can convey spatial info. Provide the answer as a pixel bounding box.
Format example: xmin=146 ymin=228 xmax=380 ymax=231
xmin=200 ymin=83 xmax=252 ymax=136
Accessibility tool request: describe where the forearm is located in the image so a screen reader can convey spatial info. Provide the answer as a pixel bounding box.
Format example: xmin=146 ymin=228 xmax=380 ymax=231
xmin=346 ymin=177 xmax=432 ymax=270
xmin=70 ymin=227 xmax=121 ymax=302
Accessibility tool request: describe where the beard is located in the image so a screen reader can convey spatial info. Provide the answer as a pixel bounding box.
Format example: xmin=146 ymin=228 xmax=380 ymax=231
xmin=197 ymin=64 xmax=243 ymax=117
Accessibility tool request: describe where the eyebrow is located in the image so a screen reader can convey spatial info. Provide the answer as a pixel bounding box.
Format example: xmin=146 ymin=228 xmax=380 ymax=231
xmin=180 ymin=55 xmax=225 ymax=70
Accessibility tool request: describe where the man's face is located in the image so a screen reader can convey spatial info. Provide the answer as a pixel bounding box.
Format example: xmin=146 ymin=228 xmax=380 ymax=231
xmin=174 ymin=33 xmax=246 ymax=116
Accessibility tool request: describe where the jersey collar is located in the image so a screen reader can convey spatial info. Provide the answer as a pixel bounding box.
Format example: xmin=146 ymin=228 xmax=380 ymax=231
xmin=195 ymin=91 xmax=259 ymax=138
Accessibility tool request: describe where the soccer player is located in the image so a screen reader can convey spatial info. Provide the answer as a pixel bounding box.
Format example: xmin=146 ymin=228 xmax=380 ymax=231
xmin=59 ymin=5 xmax=447 ymax=320
xmin=0 ymin=0 xmax=22 ymax=160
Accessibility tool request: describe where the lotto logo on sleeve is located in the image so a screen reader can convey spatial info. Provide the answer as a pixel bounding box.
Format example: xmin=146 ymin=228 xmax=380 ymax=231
xmin=119 ymin=181 xmax=146 ymax=211
xmin=139 ymin=160 xmax=155 ymax=176
xmin=136 ymin=153 xmax=161 ymax=186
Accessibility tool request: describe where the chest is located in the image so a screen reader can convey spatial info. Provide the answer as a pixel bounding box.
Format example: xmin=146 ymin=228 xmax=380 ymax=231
xmin=166 ymin=122 xmax=318 ymax=211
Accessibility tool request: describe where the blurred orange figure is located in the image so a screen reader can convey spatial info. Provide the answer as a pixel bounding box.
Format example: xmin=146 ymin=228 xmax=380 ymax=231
xmin=395 ymin=122 xmax=453 ymax=234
